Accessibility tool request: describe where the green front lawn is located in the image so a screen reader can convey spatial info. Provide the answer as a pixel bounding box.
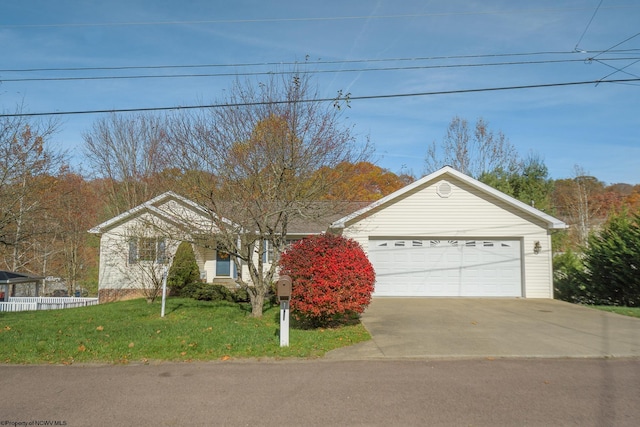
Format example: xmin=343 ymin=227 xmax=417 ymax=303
xmin=593 ymin=306 xmax=640 ymax=319
xmin=0 ymin=298 xmax=370 ymax=364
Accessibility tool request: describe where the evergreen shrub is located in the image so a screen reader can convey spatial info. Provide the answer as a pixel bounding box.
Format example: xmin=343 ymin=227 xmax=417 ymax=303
xmin=167 ymin=242 xmax=201 ymax=296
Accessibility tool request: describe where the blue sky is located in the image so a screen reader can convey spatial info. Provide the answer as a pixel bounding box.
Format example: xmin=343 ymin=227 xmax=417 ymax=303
xmin=1 ymin=1 xmax=639 ymax=184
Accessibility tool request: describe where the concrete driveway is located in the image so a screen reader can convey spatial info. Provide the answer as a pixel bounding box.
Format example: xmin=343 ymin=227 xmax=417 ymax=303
xmin=326 ymin=298 xmax=640 ymax=359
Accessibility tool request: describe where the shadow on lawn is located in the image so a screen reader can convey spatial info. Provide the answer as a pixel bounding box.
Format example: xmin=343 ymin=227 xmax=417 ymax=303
xmin=271 ymin=308 xmax=362 ymax=330
xmin=163 ymin=301 xmax=185 ymax=316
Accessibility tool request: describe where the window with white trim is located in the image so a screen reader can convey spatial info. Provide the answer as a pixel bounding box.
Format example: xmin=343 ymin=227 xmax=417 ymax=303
xmin=128 ymin=237 xmax=167 ymax=264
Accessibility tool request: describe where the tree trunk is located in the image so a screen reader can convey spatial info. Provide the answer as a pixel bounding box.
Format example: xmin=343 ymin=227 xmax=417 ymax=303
xmin=250 ymin=293 xmax=265 ymax=317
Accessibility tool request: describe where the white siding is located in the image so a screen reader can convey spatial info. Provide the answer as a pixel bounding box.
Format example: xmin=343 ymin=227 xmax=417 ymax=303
xmin=98 ymin=212 xmax=190 ymax=291
xmin=341 ymin=177 xmax=554 ymax=298
xmin=194 ymin=246 xmax=216 ymax=282
xmin=94 ymin=192 xmax=280 ymax=293
xmin=156 ymin=199 xmax=216 ymax=233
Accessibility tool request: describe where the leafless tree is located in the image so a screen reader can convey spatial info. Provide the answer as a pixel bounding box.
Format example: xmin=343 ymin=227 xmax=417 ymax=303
xmin=424 ymin=116 xmax=520 ymax=178
xmin=83 ymin=113 xmax=169 ymax=217
xmin=166 ymin=73 xmax=372 ymax=317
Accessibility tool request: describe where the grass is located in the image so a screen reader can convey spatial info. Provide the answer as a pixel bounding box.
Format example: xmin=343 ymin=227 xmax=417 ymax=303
xmin=593 ymin=305 xmax=640 ymax=319
xmin=0 ymin=298 xmax=370 ymax=364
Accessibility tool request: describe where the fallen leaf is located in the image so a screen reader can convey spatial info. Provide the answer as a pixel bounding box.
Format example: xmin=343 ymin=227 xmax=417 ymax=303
xmin=78 ymin=344 xmax=86 ymax=352
xmin=96 ymin=326 xmax=104 ymax=331
xmin=128 ymin=342 xmax=135 ymax=348
xmin=180 ymin=351 xmax=187 ymax=356
xmin=221 ymin=355 xmax=231 ymax=361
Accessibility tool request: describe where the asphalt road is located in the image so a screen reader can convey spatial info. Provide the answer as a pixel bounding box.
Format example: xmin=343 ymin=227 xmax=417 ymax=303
xmin=1 ymin=358 xmax=639 ymax=426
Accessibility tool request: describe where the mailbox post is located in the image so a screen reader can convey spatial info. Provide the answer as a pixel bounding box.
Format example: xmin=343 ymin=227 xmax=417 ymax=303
xmin=277 ymin=275 xmax=292 ymax=347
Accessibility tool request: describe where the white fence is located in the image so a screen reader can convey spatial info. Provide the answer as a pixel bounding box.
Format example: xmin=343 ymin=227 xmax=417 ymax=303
xmin=0 ymin=297 xmax=99 ymax=312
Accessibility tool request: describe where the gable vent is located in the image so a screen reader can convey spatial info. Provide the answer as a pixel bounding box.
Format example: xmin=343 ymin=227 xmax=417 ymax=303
xmin=436 ymin=181 xmax=452 ymax=198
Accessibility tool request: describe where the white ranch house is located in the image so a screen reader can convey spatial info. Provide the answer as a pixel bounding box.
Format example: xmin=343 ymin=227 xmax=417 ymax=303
xmin=90 ymin=167 xmax=566 ymax=301
xmin=89 ymin=192 xmax=336 ymax=301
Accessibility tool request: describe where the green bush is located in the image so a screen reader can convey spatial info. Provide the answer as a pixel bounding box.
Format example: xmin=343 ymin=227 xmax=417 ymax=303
xmin=180 ymin=282 xmax=250 ymax=303
xmin=581 ymin=212 xmax=640 ymax=306
xmin=556 ymin=211 xmax=640 ymax=307
xmin=192 ymin=284 xmax=235 ymax=302
xmin=180 ymin=281 xmax=204 ymax=299
xmin=553 ymin=250 xmax=589 ymax=304
xmin=167 ymin=242 xmax=201 ymax=296
xmin=232 ymin=286 xmax=250 ymax=303
xmin=268 ymin=282 xmax=278 ymax=306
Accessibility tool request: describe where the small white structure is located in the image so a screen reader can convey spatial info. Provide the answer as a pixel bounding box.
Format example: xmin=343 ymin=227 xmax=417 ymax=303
xmin=0 ymin=271 xmax=98 ymax=312
xmin=329 ymin=167 xmax=567 ymax=298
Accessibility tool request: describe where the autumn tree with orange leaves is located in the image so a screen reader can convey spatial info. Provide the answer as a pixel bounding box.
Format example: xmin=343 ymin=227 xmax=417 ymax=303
xmin=0 ymin=108 xmax=64 ymax=280
xmin=48 ymin=173 xmax=100 ymax=295
xmin=320 ymin=162 xmax=413 ymax=201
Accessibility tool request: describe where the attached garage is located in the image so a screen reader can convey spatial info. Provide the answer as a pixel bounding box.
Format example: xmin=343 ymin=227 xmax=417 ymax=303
xmin=330 ymin=167 xmax=566 ymax=299
xmin=369 ymin=238 xmax=522 ymax=297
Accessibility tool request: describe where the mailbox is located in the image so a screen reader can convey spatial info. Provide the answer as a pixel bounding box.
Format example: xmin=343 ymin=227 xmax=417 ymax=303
xmin=277 ymin=275 xmax=292 ymax=301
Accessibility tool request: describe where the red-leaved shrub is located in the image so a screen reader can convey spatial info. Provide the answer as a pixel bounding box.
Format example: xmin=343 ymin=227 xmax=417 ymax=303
xmin=278 ymin=233 xmax=375 ymax=326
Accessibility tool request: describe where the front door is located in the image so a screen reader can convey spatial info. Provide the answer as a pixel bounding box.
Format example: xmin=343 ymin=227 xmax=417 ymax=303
xmin=216 ymin=250 xmax=231 ymax=277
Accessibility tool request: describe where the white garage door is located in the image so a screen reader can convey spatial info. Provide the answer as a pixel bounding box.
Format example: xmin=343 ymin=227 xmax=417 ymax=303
xmin=369 ymin=239 xmax=522 ymax=297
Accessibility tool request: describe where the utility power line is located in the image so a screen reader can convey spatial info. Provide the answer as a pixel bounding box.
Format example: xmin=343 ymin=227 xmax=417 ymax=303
xmin=590 ymin=32 xmax=640 ymax=61
xmin=3 ymin=49 xmax=637 ymax=74
xmin=574 ymin=0 xmax=604 ymax=51
xmin=2 ymin=78 xmax=638 ymax=118
xmin=2 ymin=57 xmax=638 ymax=84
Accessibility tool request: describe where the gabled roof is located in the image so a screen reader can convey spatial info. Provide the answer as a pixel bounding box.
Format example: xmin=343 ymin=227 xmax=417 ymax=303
xmin=88 ymin=191 xmax=217 ymax=235
xmin=285 ymin=201 xmax=369 ymax=235
xmin=90 ymin=192 xmax=365 ymax=237
xmin=330 ymin=166 xmax=567 ymax=230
